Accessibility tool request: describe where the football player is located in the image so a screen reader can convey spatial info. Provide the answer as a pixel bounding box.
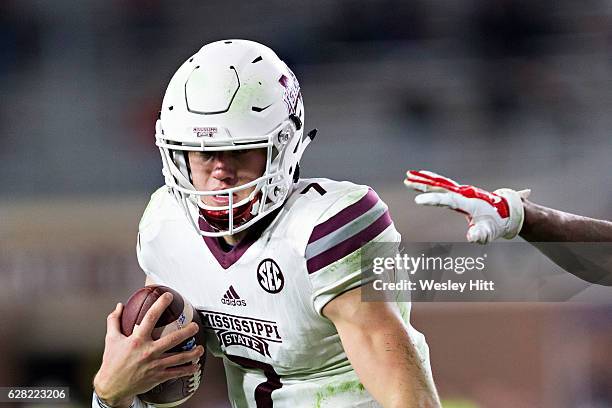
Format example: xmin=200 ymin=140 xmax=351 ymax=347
xmin=92 ymin=40 xmax=440 ymax=408
xmin=404 ymin=170 xmax=612 ymax=286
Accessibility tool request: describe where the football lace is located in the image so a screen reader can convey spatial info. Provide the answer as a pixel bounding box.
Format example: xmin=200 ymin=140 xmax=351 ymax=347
xmin=188 ymin=363 xmax=202 ymax=393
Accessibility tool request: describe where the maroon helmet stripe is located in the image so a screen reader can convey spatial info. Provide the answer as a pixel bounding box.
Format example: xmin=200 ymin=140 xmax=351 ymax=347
xmin=308 ymin=189 xmax=379 ymax=243
xmin=226 ymin=354 xmax=282 ymax=407
xmin=307 ymin=210 xmax=392 ymax=274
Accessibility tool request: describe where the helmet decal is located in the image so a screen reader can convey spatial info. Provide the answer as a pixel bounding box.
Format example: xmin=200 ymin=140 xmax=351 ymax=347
xmin=278 ymin=71 xmax=301 ymax=115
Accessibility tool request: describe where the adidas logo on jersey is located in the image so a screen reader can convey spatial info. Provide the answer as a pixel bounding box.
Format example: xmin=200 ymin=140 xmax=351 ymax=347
xmin=221 ymin=285 xmax=246 ymax=306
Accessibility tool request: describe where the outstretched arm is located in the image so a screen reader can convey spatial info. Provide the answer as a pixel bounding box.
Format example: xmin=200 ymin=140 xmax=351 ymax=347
xmin=520 ymin=200 xmax=612 ymax=242
xmin=520 ymin=200 xmax=612 ymax=285
xmin=404 ymin=169 xmax=612 ymax=286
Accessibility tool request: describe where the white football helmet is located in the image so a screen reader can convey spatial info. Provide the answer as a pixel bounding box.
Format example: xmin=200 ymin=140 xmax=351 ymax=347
xmin=156 ymin=39 xmax=314 ymax=237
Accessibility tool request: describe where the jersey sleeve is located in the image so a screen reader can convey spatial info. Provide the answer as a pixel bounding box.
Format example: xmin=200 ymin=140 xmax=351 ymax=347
xmin=136 ymin=232 xmax=163 ymax=284
xmin=306 ymin=186 xmax=401 ymax=316
xmin=136 ymin=187 xmax=171 ymax=284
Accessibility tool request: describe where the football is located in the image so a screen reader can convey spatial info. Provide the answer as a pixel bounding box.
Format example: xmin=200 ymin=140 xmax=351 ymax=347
xmin=121 ymin=285 xmax=206 ymax=407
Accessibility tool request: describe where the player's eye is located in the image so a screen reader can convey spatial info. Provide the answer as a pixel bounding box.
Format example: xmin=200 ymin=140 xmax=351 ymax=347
xmin=190 ymin=149 xmax=252 ymax=162
xmin=193 ymin=151 xmax=215 ymax=161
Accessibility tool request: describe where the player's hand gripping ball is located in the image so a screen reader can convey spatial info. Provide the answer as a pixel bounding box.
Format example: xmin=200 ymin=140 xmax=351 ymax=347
xmin=121 ymin=285 xmax=206 ymax=407
xmin=404 ymin=170 xmax=530 ymax=244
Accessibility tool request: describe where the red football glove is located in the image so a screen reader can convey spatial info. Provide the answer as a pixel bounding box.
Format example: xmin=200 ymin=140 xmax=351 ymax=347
xmin=404 ymin=170 xmax=530 ymax=244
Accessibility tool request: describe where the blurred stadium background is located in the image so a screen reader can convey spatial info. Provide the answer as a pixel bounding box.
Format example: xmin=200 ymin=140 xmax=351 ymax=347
xmin=1 ymin=0 xmax=612 ymax=407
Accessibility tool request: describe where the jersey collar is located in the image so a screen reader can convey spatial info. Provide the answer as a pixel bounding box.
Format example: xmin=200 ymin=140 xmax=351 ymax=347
xmin=198 ymin=208 xmax=282 ymax=269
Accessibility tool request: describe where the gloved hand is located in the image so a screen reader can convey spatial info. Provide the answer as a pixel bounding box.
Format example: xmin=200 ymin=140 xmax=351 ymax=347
xmin=404 ymin=170 xmax=530 ymax=244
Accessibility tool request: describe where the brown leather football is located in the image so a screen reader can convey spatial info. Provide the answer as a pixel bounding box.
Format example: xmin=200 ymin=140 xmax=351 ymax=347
xmin=121 ymin=285 xmax=205 ymax=407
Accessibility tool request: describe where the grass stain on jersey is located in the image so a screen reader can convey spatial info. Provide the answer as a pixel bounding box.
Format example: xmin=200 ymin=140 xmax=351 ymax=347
xmin=397 ymin=301 xmax=410 ymax=323
xmin=328 ymin=239 xmax=394 ymax=275
xmin=314 ymin=380 xmax=365 ymax=408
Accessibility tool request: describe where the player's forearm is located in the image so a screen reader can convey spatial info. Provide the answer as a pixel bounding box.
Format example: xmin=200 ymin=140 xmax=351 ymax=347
xmin=520 ymin=200 xmax=612 ymax=285
xmin=341 ymin=325 xmax=440 ymax=408
xmin=520 ymin=200 xmax=612 ymax=242
xmin=376 ymin=336 xmax=439 ymax=408
xmin=325 ymin=288 xmax=440 ymax=407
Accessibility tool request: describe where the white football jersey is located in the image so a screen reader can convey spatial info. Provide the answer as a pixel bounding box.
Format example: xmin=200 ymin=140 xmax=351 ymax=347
xmin=137 ymin=178 xmax=432 ymax=408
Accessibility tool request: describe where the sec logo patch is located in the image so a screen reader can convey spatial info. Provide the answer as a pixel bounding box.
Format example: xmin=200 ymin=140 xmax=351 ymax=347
xmin=257 ymin=258 xmax=284 ymax=294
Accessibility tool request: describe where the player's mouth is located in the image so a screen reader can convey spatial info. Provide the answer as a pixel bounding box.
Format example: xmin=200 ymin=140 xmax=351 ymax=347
xmin=209 ymin=193 xmax=238 ymax=205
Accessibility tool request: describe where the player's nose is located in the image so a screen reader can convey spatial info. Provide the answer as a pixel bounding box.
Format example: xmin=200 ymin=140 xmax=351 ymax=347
xmin=211 ymin=152 xmax=238 ymax=184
